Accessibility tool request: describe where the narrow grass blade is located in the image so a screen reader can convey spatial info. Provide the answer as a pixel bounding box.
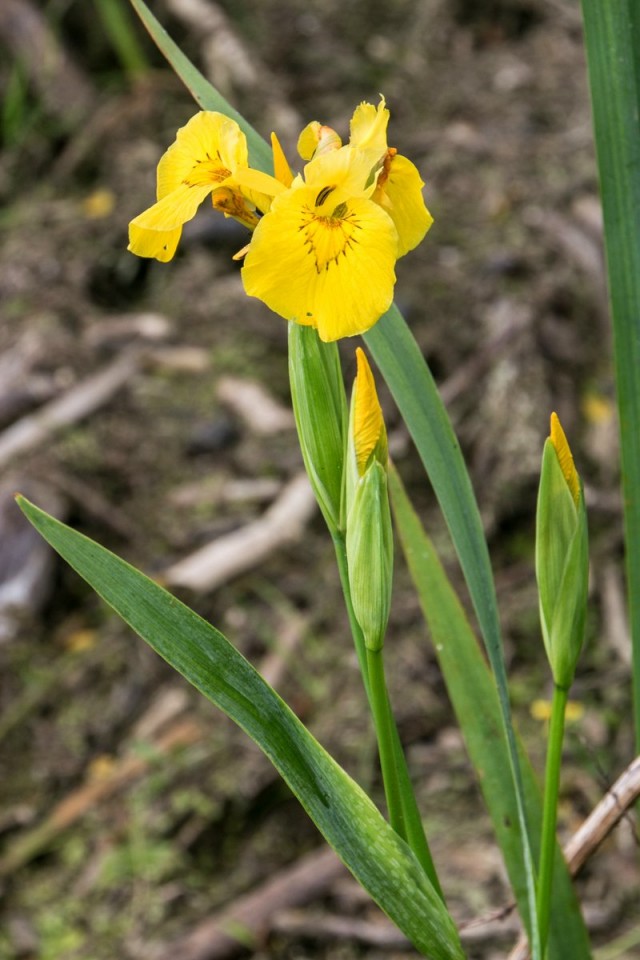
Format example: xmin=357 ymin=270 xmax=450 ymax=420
xmin=96 ymin=0 xmax=149 ymax=76
xmin=388 ymin=466 xmax=592 ymax=959
xmin=17 ymin=497 xmax=464 ymax=960
xmin=129 ymin=0 xmax=272 ymax=171
xmin=580 ymin=0 xmax=640 ymax=749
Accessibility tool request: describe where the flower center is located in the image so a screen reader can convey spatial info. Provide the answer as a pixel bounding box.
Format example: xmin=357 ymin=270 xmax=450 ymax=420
xmin=301 ymin=200 xmax=361 ymax=273
xmin=184 ymin=159 xmax=232 ymax=188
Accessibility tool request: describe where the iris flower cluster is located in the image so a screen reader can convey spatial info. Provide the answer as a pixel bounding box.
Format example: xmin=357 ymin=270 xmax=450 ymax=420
xmin=128 ymin=98 xmax=432 ymax=341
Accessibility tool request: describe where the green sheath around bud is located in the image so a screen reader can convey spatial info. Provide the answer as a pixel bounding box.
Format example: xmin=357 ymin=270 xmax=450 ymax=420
xmin=347 ymin=461 xmax=394 ymax=652
xmin=288 ymin=323 xmax=348 ymax=532
xmin=345 ymin=349 xmax=393 ymax=652
xmin=535 ymin=413 xmax=589 ymax=688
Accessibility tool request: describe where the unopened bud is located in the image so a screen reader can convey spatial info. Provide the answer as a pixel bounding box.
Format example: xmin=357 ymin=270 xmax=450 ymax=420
xmin=345 ymin=349 xmax=393 ymax=650
xmin=535 ymin=413 xmax=589 ymax=688
xmin=347 ymin=461 xmax=394 ymax=652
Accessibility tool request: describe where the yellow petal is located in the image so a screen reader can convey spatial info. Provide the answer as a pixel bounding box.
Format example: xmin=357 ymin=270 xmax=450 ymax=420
xmin=233 ymin=167 xmax=286 ymax=214
xmin=349 ymin=96 xmax=389 ymax=156
xmin=373 ymin=153 xmax=433 ymax=257
xmin=242 ymin=185 xmax=398 ymax=341
xmin=128 ymin=182 xmax=213 ymax=261
xmin=131 ymin=182 xmax=213 ymax=233
xmin=271 ymin=132 xmax=294 ymax=186
xmin=304 ymin=145 xmax=377 ymax=198
xmin=157 ymin=111 xmax=248 ymax=200
xmin=550 ymin=412 xmax=581 ymax=506
xmin=353 ymin=347 xmax=387 ymax=474
xmin=128 ymin=222 xmax=182 ymax=262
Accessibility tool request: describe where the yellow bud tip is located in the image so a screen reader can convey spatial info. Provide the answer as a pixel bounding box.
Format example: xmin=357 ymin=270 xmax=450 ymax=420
xmin=354 ymin=347 xmax=386 ymax=474
xmin=549 ymin=412 xmax=580 ymax=506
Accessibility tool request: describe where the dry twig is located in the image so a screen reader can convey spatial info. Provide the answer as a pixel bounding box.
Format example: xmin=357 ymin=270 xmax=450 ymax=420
xmin=0 ymin=351 xmax=139 ymax=470
xmin=163 ymin=473 xmax=316 ymax=592
xmin=216 ymin=376 xmax=295 ymax=435
xmin=0 ymin=720 xmax=202 ymax=880
xmin=150 ymin=847 xmax=345 ymax=960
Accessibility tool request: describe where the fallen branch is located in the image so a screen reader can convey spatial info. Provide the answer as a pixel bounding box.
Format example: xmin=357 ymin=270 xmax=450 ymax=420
xmin=273 ymin=905 xmax=521 ymax=947
xmin=0 ymin=720 xmax=202 ymax=879
xmin=216 ymin=376 xmax=295 ymax=435
xmin=163 ymin=472 xmax=316 ymax=592
xmin=150 ymin=847 xmax=345 ymax=960
xmin=0 ymin=351 xmax=139 ymax=470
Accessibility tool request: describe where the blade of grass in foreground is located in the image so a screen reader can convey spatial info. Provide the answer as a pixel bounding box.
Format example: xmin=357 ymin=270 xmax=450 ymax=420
xmin=17 ymin=497 xmax=464 ymax=960
xmin=580 ymin=0 xmax=640 ymax=750
xmin=389 ymin=465 xmax=592 ymax=960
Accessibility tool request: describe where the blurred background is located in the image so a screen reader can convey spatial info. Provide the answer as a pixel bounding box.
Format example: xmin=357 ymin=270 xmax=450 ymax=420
xmin=0 ymin=1 xmax=637 ymax=957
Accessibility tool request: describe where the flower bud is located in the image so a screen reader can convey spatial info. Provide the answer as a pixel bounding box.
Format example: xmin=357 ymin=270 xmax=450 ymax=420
xmin=535 ymin=413 xmax=589 ymax=688
xmin=288 ymin=323 xmax=348 ymax=532
xmin=347 ymin=461 xmax=394 ymax=652
xmin=297 ymin=121 xmax=342 ymax=161
xmin=346 ymin=349 xmax=393 ymax=651
xmin=345 ymin=347 xmax=388 ymax=513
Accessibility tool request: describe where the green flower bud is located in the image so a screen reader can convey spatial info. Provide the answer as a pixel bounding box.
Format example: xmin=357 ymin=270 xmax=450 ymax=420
xmin=345 ymin=349 xmax=393 ymax=651
xmin=347 ymin=460 xmax=394 ymax=652
xmin=535 ymin=413 xmax=589 ymax=688
xmin=288 ymin=323 xmax=348 ymax=532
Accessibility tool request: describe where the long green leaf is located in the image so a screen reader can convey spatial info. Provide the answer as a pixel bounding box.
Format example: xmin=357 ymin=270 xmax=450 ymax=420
xmin=580 ymin=0 xmax=640 ymax=748
xmin=17 ymin=497 xmax=464 ymax=960
xmin=129 ymin=0 xmax=271 ymax=172
xmin=388 ymin=466 xmax=592 ymax=959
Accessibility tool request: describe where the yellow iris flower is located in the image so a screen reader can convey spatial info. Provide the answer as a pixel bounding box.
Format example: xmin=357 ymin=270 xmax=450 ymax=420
xmin=128 ymin=99 xmax=433 ymax=341
xmin=241 ymin=146 xmax=399 ymax=341
xmin=128 ymin=111 xmax=259 ymax=263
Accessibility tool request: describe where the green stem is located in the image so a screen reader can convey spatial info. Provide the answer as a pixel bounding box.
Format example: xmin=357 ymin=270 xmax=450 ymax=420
xmin=537 ymin=683 xmax=569 ymax=955
xmin=366 ymin=646 xmax=406 ymax=836
xmin=332 ymin=532 xmax=444 ymax=900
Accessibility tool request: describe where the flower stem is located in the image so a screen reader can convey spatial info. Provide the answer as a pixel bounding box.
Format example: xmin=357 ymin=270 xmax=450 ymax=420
xmin=537 ymin=682 xmax=569 ymax=954
xmin=332 ymin=532 xmax=444 ymax=900
xmin=366 ymin=645 xmax=406 ymax=832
